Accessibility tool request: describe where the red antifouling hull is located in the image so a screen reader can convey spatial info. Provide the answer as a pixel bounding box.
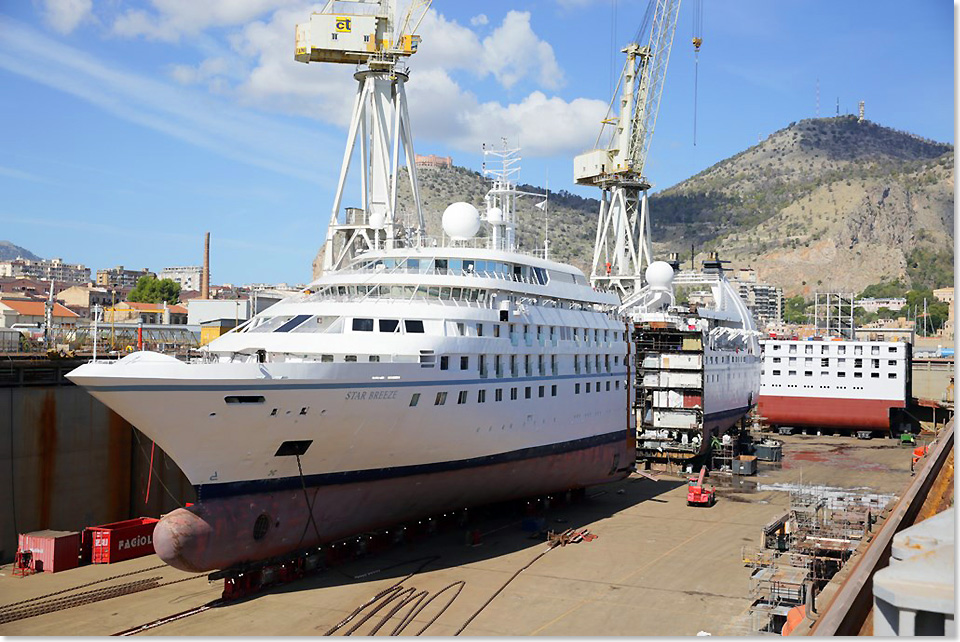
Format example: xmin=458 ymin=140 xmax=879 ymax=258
xmin=757 ymin=395 xmax=904 ymax=431
xmin=153 ymin=440 xmax=629 ymax=572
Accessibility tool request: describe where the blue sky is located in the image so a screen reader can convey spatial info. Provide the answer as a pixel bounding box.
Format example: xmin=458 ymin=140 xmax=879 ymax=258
xmin=0 ymin=0 xmax=953 ymax=286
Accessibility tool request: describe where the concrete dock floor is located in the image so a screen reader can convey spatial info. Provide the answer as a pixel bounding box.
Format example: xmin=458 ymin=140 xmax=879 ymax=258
xmin=0 ymin=432 xmax=917 ymax=636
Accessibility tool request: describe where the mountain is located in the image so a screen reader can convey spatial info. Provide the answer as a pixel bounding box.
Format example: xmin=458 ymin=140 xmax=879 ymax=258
xmin=0 ymin=241 xmax=42 ymax=262
xmin=648 ymin=116 xmax=954 ymax=295
xmin=313 ymin=116 xmax=954 ymax=296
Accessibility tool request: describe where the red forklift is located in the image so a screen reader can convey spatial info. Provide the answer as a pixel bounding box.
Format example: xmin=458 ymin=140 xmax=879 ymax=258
xmin=687 ymin=466 xmax=716 ymax=507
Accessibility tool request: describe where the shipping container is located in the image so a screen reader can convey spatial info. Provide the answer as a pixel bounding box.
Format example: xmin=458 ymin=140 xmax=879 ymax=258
xmin=87 ymin=517 xmax=159 ymax=564
xmin=18 ymin=530 xmax=80 ymax=573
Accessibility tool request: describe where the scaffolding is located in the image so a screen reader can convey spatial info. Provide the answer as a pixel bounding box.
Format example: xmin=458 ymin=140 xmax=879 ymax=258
xmin=813 ymin=292 xmax=856 ymax=339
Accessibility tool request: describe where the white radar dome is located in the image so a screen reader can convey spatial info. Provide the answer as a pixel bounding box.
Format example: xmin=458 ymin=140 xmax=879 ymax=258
xmin=645 ymin=261 xmax=675 ymax=289
xmin=368 ymin=210 xmax=386 ymax=230
xmin=442 ymin=202 xmax=481 ymax=240
xmin=486 ymin=207 xmax=504 ymax=224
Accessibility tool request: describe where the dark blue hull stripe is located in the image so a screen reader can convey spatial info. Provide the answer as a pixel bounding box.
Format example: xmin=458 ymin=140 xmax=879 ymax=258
xmin=83 ymin=371 xmax=624 ymax=393
xmin=195 ymin=429 xmax=628 ymax=501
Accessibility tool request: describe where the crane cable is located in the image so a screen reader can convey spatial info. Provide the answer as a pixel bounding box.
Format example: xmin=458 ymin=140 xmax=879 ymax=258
xmin=692 ymin=0 xmax=703 ymax=146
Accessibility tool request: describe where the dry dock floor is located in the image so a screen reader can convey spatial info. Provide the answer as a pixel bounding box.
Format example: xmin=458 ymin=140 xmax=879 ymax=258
xmin=0 ymin=433 xmax=917 ymax=636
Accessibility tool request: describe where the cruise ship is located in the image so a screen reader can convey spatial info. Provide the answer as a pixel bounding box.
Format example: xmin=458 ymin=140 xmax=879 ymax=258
xmin=757 ymin=337 xmax=911 ymax=434
xmin=625 ymin=256 xmax=762 ymax=463
xmin=67 ymin=1 xmax=634 ymax=569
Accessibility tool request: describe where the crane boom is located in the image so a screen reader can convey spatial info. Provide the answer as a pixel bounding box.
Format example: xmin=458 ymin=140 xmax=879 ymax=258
xmin=574 ymin=0 xmax=681 ymax=298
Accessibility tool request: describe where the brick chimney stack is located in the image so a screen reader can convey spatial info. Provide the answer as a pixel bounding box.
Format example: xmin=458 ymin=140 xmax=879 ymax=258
xmin=201 ymin=232 xmax=210 ymax=299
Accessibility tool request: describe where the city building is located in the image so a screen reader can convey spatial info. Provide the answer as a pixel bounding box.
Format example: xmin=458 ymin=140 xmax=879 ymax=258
xmin=96 ymin=266 xmax=155 ymax=289
xmin=105 ymin=301 xmax=188 ymax=325
xmin=160 ymin=266 xmax=203 ymax=291
xmin=855 ymin=297 xmax=907 ymax=314
xmin=730 ymin=273 xmax=784 ymax=327
xmin=414 ymin=153 xmax=453 ymax=170
xmin=0 ymin=297 xmax=81 ymax=329
xmin=934 ymin=287 xmax=954 ymax=343
xmin=57 ymin=284 xmax=131 ymax=317
xmin=0 ymin=258 xmax=90 ymax=284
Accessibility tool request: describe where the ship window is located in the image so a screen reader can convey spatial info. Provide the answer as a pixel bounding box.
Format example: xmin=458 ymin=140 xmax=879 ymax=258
xmin=838 ymin=345 xmax=846 ymax=354
xmin=575 ymin=383 xmax=581 ymax=394
xmin=525 ymin=386 xmax=532 ymax=399
xmin=615 ymin=381 xmax=620 ymax=390
xmin=596 ymin=380 xmax=601 ymax=391
xmin=855 ymin=346 xmax=862 ymax=355
xmin=871 ymin=372 xmax=880 ymax=378
xmin=435 ymin=259 xmax=448 ymax=274
xmin=409 ymin=393 xmax=420 ymax=407
xmin=494 ymin=324 xmax=501 ymax=338
xmin=614 ymin=356 xmax=619 ymax=366
xmin=772 ymin=357 xmax=781 ymax=363
xmin=821 ymin=345 xmax=828 ymax=354
xmin=854 ymin=359 xmax=862 ymax=367
xmin=854 ymin=371 xmax=862 ymax=378
xmin=321 ymin=354 xmax=333 ymax=362
xmin=888 ymin=372 xmax=897 ymax=379
xmin=538 ymin=385 xmax=545 ymax=398
xmin=510 ymin=387 xmax=518 ymax=400
xmin=804 ymin=371 xmax=813 ymax=377
xmin=586 ymin=382 xmax=591 ymax=393
xmin=888 ymin=346 xmax=897 ymax=353
xmin=871 ymin=346 xmax=880 ymax=355
xmin=434 ymin=392 xmax=447 ymax=405
xmin=476 ymin=323 xmax=483 ymax=337
xmin=888 ymin=360 xmax=896 ymax=366
xmin=821 ymin=372 xmax=828 ymax=377
xmin=551 ymin=384 xmax=557 ymax=396
xmin=225 ymin=395 xmax=265 ymax=404
xmin=405 ymin=320 xmax=425 ymax=333
xmin=510 ymin=355 xmax=518 ymax=377
xmin=345 ymin=355 xmax=357 ymax=362
xmin=379 ymin=319 xmax=400 ymax=333
xmin=477 ymin=389 xmax=486 ymax=403
xmin=274 ymin=314 xmax=312 ymax=333
xmin=805 ymin=345 xmax=813 ymax=354
xmin=606 ymin=381 xmax=611 ymax=392
xmin=821 ymin=358 xmax=829 ymax=367
xmin=440 ymin=356 xmax=449 ymax=370
xmin=457 ymin=390 xmax=468 ymax=404
xmin=788 ymin=371 xmax=796 ymax=376
xmin=772 ymin=344 xmax=781 ymax=351
xmin=551 ymin=355 xmax=558 ymax=375
xmin=805 ymin=358 xmax=813 ymax=365
xmin=838 ymin=371 xmax=846 ymax=378
xmin=352 ymin=318 xmax=374 ymax=332
xmin=524 ymin=354 xmax=531 ymax=376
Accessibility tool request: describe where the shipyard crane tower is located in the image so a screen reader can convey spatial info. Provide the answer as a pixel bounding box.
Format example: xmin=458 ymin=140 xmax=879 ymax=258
xmin=574 ymin=0 xmax=681 ymax=298
xmin=296 ymin=0 xmax=431 ymax=272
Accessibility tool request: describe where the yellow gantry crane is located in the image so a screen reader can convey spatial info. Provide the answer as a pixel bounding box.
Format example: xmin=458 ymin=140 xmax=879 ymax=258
xmin=575 ymin=0 xmax=701 ymax=299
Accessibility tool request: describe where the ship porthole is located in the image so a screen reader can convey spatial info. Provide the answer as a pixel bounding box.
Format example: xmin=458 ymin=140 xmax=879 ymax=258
xmin=253 ymin=514 xmax=270 ymax=541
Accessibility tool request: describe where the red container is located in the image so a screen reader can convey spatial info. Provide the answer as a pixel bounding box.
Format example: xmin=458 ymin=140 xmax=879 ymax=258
xmin=17 ymin=530 xmax=80 ymax=573
xmin=87 ymin=517 xmax=160 ymax=564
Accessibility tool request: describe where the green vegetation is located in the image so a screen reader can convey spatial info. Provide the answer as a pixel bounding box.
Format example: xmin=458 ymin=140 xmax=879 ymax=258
xmin=859 ymin=281 xmax=907 ymax=299
xmin=783 ymin=295 xmax=811 ymax=324
xmin=128 ymin=276 xmax=181 ymax=304
xmin=906 ymin=247 xmax=954 ymax=290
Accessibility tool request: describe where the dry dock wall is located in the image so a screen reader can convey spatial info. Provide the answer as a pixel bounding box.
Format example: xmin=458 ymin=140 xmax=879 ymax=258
xmin=0 ymin=359 xmax=193 ymax=562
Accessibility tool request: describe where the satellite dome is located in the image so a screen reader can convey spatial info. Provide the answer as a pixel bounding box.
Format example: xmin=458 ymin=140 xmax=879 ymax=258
xmin=442 ymin=202 xmax=481 ymax=240
xmin=486 ymin=207 xmax=504 ymax=224
xmin=645 ymin=261 xmax=675 ymax=289
xmin=368 ymin=210 xmax=386 ymax=230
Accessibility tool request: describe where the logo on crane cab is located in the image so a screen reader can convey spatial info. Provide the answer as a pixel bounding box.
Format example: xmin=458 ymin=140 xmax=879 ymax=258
xmin=335 ymin=17 xmax=352 ymax=32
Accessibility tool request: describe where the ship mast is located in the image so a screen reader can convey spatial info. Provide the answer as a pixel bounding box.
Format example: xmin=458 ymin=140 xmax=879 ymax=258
xmin=296 ymin=0 xmax=432 ymax=272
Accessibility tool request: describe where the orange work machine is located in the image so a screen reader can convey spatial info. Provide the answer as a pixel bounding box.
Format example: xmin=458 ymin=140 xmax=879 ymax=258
xmin=687 ymin=466 xmax=716 ymax=507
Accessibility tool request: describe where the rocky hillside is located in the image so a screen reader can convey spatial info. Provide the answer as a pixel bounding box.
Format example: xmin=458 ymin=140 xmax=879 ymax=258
xmin=0 ymin=241 xmax=41 ymax=262
xmin=650 ymin=116 xmax=953 ymax=295
xmin=313 ymin=117 xmax=954 ymax=296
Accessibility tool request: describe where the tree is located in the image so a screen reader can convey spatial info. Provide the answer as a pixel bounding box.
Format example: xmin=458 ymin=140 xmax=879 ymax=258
xmin=784 ymin=295 xmax=809 ymax=324
xmin=128 ymin=276 xmax=181 ymax=304
xmin=859 ymin=280 xmax=907 ymax=299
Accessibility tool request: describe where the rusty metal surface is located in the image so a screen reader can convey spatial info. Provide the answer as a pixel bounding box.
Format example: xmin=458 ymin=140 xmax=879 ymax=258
xmin=808 ymin=420 xmax=954 ymax=636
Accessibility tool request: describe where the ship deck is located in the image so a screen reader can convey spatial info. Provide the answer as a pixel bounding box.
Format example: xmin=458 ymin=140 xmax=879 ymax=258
xmin=0 ymin=433 xmax=919 ymax=636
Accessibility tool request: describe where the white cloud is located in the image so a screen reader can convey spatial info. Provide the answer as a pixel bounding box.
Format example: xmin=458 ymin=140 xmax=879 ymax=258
xmin=0 ymin=16 xmax=337 ymax=184
xmin=479 ymin=11 xmax=563 ymax=90
xmin=40 ymin=0 xmax=93 ymax=34
xmin=0 ymin=164 xmax=48 ymax=183
xmin=112 ymin=0 xmax=302 ymax=42
xmin=470 ymin=14 xmax=488 ymax=27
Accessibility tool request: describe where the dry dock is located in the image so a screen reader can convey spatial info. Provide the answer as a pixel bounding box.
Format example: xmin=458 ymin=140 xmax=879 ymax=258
xmin=0 ymin=432 xmax=936 ymax=636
